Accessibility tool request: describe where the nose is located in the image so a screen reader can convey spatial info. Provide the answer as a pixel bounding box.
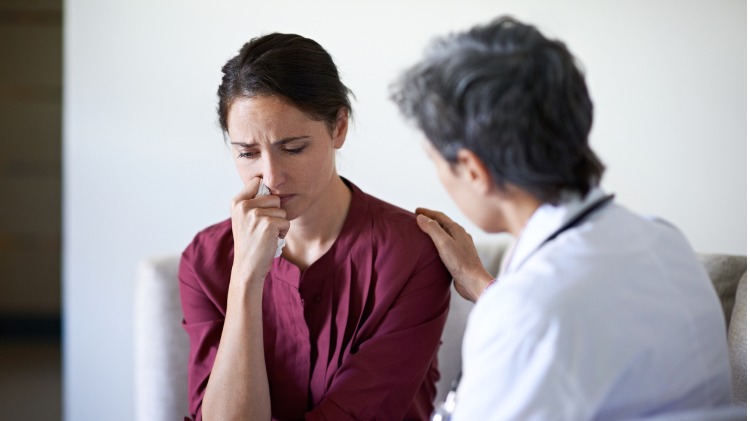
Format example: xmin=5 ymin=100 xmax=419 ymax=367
xmin=260 ymin=153 xmax=285 ymax=191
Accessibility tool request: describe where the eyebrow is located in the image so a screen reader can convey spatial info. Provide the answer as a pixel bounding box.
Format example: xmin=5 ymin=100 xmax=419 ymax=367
xmin=230 ymin=136 xmax=311 ymax=148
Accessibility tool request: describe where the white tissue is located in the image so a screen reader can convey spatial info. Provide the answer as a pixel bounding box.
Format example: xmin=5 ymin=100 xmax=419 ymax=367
xmin=255 ymin=180 xmax=286 ymax=258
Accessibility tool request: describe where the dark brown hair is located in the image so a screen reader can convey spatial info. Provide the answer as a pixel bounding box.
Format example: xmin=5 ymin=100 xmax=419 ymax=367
xmin=218 ymin=33 xmax=353 ymax=135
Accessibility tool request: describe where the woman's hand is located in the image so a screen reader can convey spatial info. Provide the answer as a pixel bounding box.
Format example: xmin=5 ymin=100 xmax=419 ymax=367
xmin=415 ymin=208 xmax=495 ymax=303
xmin=230 ymin=177 xmax=290 ymax=285
xmin=205 ymin=177 xmax=280 ymax=421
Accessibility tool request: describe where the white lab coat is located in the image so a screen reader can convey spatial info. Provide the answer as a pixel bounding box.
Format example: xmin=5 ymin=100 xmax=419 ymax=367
xmin=454 ymin=188 xmax=732 ymax=420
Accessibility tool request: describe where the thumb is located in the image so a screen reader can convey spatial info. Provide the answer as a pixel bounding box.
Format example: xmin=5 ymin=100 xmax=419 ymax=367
xmin=237 ymin=176 xmax=263 ymax=201
xmin=416 ymin=214 xmax=452 ymax=247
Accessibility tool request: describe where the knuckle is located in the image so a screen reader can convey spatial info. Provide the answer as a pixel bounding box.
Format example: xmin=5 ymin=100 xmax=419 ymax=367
xmin=236 ymin=200 xmax=248 ymax=212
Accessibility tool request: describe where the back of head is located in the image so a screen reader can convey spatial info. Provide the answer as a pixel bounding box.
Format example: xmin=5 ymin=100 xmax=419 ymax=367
xmin=217 ymin=33 xmax=353 ymax=135
xmin=392 ymin=16 xmax=605 ymax=204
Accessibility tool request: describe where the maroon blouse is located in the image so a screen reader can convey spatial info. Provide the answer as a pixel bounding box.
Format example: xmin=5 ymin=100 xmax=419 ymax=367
xmin=179 ymin=180 xmax=451 ymax=421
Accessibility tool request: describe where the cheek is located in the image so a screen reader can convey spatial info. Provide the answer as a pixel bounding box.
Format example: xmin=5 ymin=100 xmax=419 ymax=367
xmin=436 ymin=166 xmax=466 ymax=205
xmin=233 ymin=160 xmax=258 ymax=183
xmin=449 ymin=188 xmax=474 ymax=215
xmin=306 ymin=144 xmax=336 ymax=176
xmin=434 ymin=164 xmax=488 ymax=229
xmin=435 ymin=162 xmax=458 ymax=193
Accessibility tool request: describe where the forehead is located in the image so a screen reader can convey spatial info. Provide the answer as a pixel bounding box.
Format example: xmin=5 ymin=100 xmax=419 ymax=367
xmin=226 ymin=95 xmax=325 ymax=141
xmin=228 ymin=95 xmax=300 ymax=125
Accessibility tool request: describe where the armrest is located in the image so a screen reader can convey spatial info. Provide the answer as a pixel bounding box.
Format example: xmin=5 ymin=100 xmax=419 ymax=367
xmin=134 ymin=255 xmax=189 ymax=421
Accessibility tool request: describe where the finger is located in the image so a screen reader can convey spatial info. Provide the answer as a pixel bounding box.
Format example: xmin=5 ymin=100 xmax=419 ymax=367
xmin=274 ymin=217 xmax=291 ymax=239
xmin=247 ymin=194 xmax=282 ymax=209
xmin=257 ymin=215 xmax=291 ymax=240
xmin=416 ymin=213 xmax=453 ymax=248
xmin=415 ymin=207 xmax=452 ymax=225
xmin=234 ymin=177 xmax=263 ymax=203
xmin=251 ymin=207 xmax=287 ymax=219
xmin=416 ymin=207 xmax=463 ymax=236
xmin=245 ymin=214 xmax=289 ymax=240
xmin=233 ymin=192 xmax=281 ymax=212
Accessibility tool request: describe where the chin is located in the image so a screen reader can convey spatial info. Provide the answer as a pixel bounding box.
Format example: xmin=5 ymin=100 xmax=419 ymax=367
xmin=281 ymin=206 xmax=300 ymax=221
xmin=485 ymin=226 xmax=510 ymax=234
xmin=472 ymin=214 xmax=506 ymax=234
xmin=280 ymin=201 xmax=304 ymax=221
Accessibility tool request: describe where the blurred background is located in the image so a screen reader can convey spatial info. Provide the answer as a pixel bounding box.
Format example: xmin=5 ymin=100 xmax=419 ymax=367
xmin=1 ymin=0 xmax=62 ymax=419
xmin=0 ymin=0 xmax=745 ymax=420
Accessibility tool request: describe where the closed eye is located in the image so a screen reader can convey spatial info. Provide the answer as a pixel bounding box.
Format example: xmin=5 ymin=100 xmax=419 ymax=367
xmin=237 ymin=151 xmax=257 ymax=159
xmin=284 ymin=146 xmax=307 ymax=155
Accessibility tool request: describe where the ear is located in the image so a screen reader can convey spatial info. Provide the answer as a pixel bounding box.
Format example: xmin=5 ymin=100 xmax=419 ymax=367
xmin=455 ymin=148 xmax=494 ymax=195
xmin=331 ymin=107 xmax=349 ymax=149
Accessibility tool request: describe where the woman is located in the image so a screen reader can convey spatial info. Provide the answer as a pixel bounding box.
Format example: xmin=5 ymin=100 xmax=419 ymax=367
xmin=179 ymin=33 xmax=451 ymax=421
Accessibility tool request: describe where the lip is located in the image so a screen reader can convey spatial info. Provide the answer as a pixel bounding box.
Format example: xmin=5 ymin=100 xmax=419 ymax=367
xmin=278 ymin=194 xmax=295 ymax=205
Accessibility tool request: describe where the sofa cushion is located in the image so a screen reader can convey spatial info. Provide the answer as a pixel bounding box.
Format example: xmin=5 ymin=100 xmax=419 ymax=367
xmin=727 ymin=273 xmax=746 ymax=405
xmin=697 ymin=254 xmax=747 ymax=328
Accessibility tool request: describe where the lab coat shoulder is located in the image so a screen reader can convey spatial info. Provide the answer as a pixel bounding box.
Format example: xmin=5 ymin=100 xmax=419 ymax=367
xmin=456 ymin=204 xmax=732 ymax=420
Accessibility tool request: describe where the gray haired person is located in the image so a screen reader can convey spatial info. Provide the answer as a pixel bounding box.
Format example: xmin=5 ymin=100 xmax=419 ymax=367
xmin=392 ymin=16 xmax=734 ymax=421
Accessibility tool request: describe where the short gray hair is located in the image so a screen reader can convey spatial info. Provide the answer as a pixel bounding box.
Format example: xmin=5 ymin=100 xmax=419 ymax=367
xmin=391 ymin=16 xmax=604 ymax=204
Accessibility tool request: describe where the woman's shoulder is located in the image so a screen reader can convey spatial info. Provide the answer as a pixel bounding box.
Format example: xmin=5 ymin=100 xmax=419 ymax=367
xmin=179 ymin=218 xmax=234 ymax=291
xmin=182 ymin=218 xmax=234 ymax=264
xmin=355 ymin=187 xmax=426 ymax=238
xmin=352 ymin=184 xmax=440 ymax=264
xmin=349 ymin=183 xmax=450 ymax=297
xmin=189 ymin=218 xmax=232 ymax=245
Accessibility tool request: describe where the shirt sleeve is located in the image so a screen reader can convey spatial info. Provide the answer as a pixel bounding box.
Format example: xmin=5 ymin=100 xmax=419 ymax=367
xmin=306 ymin=253 xmax=452 ymax=421
xmin=178 ymin=240 xmax=225 ymax=421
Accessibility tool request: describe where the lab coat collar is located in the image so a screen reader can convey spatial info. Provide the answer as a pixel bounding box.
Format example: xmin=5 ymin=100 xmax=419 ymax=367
xmin=502 ymin=186 xmax=609 ymax=276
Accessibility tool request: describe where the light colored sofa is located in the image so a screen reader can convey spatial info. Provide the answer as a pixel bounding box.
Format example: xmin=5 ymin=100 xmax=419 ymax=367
xmin=134 ymin=245 xmax=746 ymax=420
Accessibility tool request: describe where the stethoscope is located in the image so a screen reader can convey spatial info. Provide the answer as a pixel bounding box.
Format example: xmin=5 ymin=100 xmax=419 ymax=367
xmin=431 ymin=194 xmax=615 ymax=421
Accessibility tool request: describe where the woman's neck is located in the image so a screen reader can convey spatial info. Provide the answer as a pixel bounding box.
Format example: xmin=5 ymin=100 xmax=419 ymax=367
xmin=282 ymin=175 xmax=352 ymax=271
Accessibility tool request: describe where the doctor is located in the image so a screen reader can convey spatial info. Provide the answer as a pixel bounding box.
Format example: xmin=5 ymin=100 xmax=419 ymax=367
xmin=391 ymin=16 xmax=733 ymax=420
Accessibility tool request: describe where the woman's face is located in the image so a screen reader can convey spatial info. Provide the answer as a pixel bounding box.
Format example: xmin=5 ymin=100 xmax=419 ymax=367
xmin=227 ymin=95 xmax=347 ymax=221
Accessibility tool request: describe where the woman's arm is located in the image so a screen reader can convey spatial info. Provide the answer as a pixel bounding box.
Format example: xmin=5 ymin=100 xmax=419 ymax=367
xmin=202 ymin=272 xmax=269 ymax=420
xmin=200 ymin=177 xmax=289 ymax=421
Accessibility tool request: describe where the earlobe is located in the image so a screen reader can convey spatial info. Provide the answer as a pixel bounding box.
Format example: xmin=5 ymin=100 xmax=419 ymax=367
xmin=456 ymin=149 xmax=493 ymax=195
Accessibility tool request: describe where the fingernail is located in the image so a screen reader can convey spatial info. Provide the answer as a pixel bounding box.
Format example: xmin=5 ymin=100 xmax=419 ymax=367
xmin=417 ymin=214 xmax=430 ymax=223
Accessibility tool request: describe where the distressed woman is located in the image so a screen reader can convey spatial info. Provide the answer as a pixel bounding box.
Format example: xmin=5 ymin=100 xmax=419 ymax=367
xmin=178 ymin=33 xmax=451 ymax=421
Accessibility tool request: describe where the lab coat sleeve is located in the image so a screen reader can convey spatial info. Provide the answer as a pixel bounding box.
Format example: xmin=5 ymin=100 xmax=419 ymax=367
xmin=453 ymin=286 xmax=595 ymax=421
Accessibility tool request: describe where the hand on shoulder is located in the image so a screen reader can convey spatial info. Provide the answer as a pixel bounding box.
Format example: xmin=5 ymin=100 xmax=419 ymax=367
xmin=416 ymin=207 xmax=495 ymax=303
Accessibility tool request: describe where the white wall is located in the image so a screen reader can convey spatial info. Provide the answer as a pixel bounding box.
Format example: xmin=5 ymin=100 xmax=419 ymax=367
xmin=63 ymin=1 xmax=746 ymax=419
